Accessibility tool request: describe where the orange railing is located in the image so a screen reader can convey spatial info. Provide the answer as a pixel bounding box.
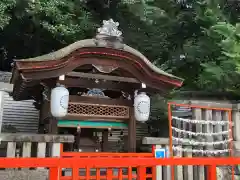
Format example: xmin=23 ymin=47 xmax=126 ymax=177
xmin=59 ymin=144 xmax=156 ymax=179
xmin=0 ymin=157 xmax=239 ymax=180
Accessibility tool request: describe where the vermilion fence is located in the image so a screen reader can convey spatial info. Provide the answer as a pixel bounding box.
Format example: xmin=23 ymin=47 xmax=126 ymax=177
xmin=0 ymin=157 xmax=240 ymax=180
xmin=60 ymin=144 xmax=156 ymax=179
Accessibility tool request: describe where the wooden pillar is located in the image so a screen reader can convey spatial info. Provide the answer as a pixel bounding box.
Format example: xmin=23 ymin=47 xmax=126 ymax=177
xmin=40 ymin=99 xmax=59 ymax=156
xmin=38 ymin=100 xmax=50 ymax=133
xmin=102 ymin=129 xmax=109 ymax=152
xmin=0 ymin=91 xmax=6 ymax=133
xmin=128 ymin=107 xmax=136 ymax=152
xmin=49 ymin=116 xmax=58 ymax=134
xmin=42 ymin=98 xmax=58 ymax=134
xmin=74 ymin=126 xmax=81 ymax=151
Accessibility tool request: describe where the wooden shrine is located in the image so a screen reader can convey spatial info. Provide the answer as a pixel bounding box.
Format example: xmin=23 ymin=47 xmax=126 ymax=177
xmin=10 ymin=19 xmax=183 ymax=152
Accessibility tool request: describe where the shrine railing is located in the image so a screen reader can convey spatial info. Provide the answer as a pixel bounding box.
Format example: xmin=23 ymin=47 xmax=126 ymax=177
xmin=0 ymin=133 xmax=74 ymax=158
xmin=0 ymin=157 xmax=239 ymax=180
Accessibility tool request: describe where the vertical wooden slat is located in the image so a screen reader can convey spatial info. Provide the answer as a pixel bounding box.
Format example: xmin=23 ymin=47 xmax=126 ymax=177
xmin=37 ymin=142 xmax=46 ymax=157
xmin=86 ymin=166 xmax=90 ymax=180
xmin=174 ymin=145 xmax=183 ymax=180
xmin=233 ymin=106 xmax=240 ymax=141
xmin=7 ymin=142 xmax=16 ymax=157
xmin=51 ymin=143 xmax=61 ymax=180
xmin=223 ymin=109 xmax=234 ymax=179
xmin=7 ymin=142 xmax=16 ymax=170
xmin=163 ymin=145 xmax=171 ymax=180
xmin=72 ymin=166 xmax=78 ymax=180
xmin=204 ymin=109 xmax=213 ymax=151
xmin=232 ymin=108 xmax=239 ymax=159
xmin=225 ymin=110 xmax=235 ymax=179
xmin=207 ymin=165 xmax=217 ymax=180
xmin=96 ymin=168 xmax=100 ymax=180
xmin=183 ymin=145 xmax=193 ymax=180
xmin=155 ymin=145 xmax=162 ymax=180
xmin=184 ymin=107 xmax=193 ymax=180
xmin=51 ymin=143 xmax=61 ymax=157
xmin=152 ymin=166 xmax=156 ymax=180
xmin=174 ymin=117 xmax=183 ymax=180
xmin=107 ymin=168 xmax=113 ymax=180
xmin=22 ymin=142 xmax=32 ymax=170
xmin=128 ymin=167 xmax=132 ymax=180
xmin=137 ymin=166 xmax=146 ymax=180
xmin=193 ymin=108 xmax=205 ymax=180
xmin=49 ymin=167 xmax=59 ymax=180
xmin=37 ymin=142 xmax=46 ymax=169
xmin=118 ymin=168 xmax=123 ymax=180
xmin=22 ymin=142 xmax=32 ymax=157
xmin=213 ymin=111 xmax=223 ymax=141
xmin=204 ymin=109 xmax=214 ymax=179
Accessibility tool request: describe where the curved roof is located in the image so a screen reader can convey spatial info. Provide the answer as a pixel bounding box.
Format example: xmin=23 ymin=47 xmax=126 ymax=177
xmin=16 ymin=39 xmax=182 ymax=83
xmin=11 ymin=19 xmax=183 ymax=100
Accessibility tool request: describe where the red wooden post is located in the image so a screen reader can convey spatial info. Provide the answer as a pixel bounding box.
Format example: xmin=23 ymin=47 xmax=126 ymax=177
xmin=128 ymin=167 xmax=133 ymax=180
xmin=118 ymin=168 xmax=123 ymax=180
xmin=207 ymin=165 xmax=217 ymax=180
xmin=86 ymin=166 xmax=90 ymax=180
xmin=96 ymin=168 xmax=101 ymax=180
xmin=152 ymin=166 xmax=156 ymax=180
xmin=72 ymin=165 xmax=78 ymax=180
xmin=107 ymin=168 xmax=113 ymax=180
xmin=49 ymin=167 xmax=59 ymax=180
xmin=137 ymin=166 xmax=146 ymax=180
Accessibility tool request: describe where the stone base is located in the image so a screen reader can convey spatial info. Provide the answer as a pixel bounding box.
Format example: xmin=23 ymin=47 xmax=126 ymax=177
xmin=217 ymin=167 xmax=232 ymax=180
xmin=0 ymin=169 xmax=48 ymax=180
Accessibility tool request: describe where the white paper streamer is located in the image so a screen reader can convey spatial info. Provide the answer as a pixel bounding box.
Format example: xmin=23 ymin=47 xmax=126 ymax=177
xmin=172 ymin=146 xmax=230 ymax=155
xmin=171 ymin=115 xmax=232 ymax=156
xmin=173 ymin=137 xmax=232 ymax=146
xmin=172 ymin=116 xmax=230 ymax=125
xmin=171 ymin=126 xmax=230 ymax=136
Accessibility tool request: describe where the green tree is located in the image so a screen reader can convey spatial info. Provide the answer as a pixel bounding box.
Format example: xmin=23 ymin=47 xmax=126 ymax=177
xmin=0 ymin=0 xmax=16 ymax=29
xmin=0 ymin=0 xmax=97 ymax=70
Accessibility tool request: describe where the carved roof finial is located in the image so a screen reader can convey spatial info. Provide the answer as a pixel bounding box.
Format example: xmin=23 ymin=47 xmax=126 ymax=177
xmin=97 ymin=19 xmax=122 ymax=37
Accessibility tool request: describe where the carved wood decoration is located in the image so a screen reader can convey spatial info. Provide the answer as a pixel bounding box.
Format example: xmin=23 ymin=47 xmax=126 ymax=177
xmin=68 ymin=102 xmax=130 ymax=119
xmin=92 ymin=64 xmax=118 ymax=73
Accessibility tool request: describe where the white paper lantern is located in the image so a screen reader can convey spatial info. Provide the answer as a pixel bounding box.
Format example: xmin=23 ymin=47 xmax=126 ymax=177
xmin=134 ymin=92 xmax=150 ymax=122
xmin=50 ymin=85 xmax=69 ymax=118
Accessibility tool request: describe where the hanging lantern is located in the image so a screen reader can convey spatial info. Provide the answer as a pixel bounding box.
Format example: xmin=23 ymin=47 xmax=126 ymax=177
xmin=50 ymin=85 xmax=69 ymax=118
xmin=134 ymin=92 xmax=150 ymax=122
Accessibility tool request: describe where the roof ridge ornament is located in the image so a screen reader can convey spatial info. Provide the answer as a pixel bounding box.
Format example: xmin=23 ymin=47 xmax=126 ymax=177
xmin=95 ymin=19 xmax=124 ymax=49
xmin=97 ymin=19 xmax=122 ymax=37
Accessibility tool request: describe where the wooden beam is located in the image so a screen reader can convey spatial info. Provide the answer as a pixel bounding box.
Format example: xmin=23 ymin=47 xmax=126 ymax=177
xmin=60 ymin=77 xmax=140 ymax=92
xmin=67 ymin=72 xmax=140 ymax=83
xmin=69 ymin=95 xmax=133 ymax=106
xmin=64 ymin=114 xmax=128 ymax=121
